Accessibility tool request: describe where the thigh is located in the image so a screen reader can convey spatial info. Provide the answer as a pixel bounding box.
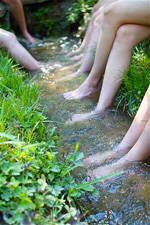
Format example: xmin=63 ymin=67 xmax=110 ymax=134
xmin=111 ymin=0 xmax=150 ymax=26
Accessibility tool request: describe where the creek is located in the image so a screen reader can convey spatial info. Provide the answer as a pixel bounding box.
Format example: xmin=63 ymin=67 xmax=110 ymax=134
xmin=29 ymin=37 xmax=150 ymax=225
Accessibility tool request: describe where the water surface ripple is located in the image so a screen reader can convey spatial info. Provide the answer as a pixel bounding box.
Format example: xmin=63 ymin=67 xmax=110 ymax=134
xmin=30 ymin=37 xmax=150 ymax=225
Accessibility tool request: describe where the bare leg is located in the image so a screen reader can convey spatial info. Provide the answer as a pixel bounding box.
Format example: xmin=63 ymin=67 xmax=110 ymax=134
xmin=0 ymin=29 xmax=40 ymax=71
xmin=84 ymin=86 xmax=150 ymax=167
xmin=80 ymin=0 xmax=116 ymax=50
xmin=78 ymin=18 xmax=92 ymax=53
xmin=83 ymin=146 xmax=130 ymax=167
xmin=87 ymin=0 xmax=150 ymax=87
xmin=64 ymin=0 xmax=150 ymax=102
xmin=96 ymin=25 xmax=150 ymax=112
xmin=79 ymin=7 xmax=104 ymax=74
xmin=65 ymin=24 xmax=150 ymax=123
xmin=70 ymin=6 xmax=104 ymax=71
xmin=2 ymin=0 xmax=37 ymax=44
xmin=79 ymin=0 xmax=118 ymax=73
xmin=90 ymin=116 xmax=150 ymax=179
xmin=78 ymin=0 xmax=103 ymax=51
xmin=119 ymin=85 xmax=150 ymax=150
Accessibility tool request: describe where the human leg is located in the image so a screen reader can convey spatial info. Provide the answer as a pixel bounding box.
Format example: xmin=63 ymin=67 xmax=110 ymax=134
xmin=64 ymin=10 xmax=105 ymax=100
xmin=0 ymin=29 xmax=40 ymax=71
xmin=96 ymin=25 xmax=150 ymax=112
xmin=80 ymin=0 xmax=117 ymax=50
xmin=1 ymin=0 xmax=36 ymax=44
xmin=73 ymin=0 xmax=117 ymax=75
xmin=79 ymin=7 xmax=104 ymax=74
xmin=119 ymin=85 xmax=150 ymax=150
xmin=87 ymin=0 xmax=150 ymax=85
xmin=84 ymin=85 xmax=150 ymax=167
xmin=65 ymin=24 xmax=150 ymax=123
xmin=89 ymin=116 xmax=150 ymax=179
xmin=64 ymin=0 xmax=150 ymax=101
xmin=80 ymin=0 xmax=119 ymax=69
xmin=79 ymin=0 xmax=104 ymax=51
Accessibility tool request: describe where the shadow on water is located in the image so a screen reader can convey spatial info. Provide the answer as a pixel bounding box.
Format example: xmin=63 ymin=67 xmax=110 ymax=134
xmin=29 ymin=37 xmax=150 ymax=225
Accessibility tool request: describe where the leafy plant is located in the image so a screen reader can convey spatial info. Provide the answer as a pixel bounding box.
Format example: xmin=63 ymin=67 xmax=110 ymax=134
xmin=0 ymin=50 xmax=121 ymax=224
xmin=67 ymin=0 xmax=97 ymax=24
xmin=116 ymin=42 xmax=150 ymax=116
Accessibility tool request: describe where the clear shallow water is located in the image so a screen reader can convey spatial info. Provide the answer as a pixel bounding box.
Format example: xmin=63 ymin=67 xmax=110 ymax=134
xmin=29 ymin=37 xmax=150 ymax=225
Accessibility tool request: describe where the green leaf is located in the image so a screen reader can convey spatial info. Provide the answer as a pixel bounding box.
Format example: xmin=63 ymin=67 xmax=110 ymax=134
xmin=73 ymin=152 xmax=84 ymax=162
xmin=76 ymin=172 xmax=123 ymax=190
xmin=47 ymin=151 xmax=54 ymax=162
xmin=0 ymin=176 xmax=7 ymax=187
xmin=50 ymin=165 xmax=61 ymax=173
xmin=1 ymin=191 xmax=12 ymax=201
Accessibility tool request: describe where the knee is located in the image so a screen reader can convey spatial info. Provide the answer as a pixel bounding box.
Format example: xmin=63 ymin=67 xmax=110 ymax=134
xmin=115 ymin=25 xmax=136 ymax=48
xmin=4 ymin=32 xmax=17 ymax=47
xmin=103 ymin=2 xmax=118 ymax=25
xmin=104 ymin=3 xmax=116 ymax=18
xmin=8 ymin=32 xmax=17 ymax=42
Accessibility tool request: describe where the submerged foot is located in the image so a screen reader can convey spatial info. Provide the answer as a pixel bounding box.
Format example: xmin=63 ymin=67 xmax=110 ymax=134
xmin=87 ymin=157 xmax=130 ymax=180
xmin=23 ymin=32 xmax=37 ymax=44
xmin=70 ymin=53 xmax=83 ymax=62
xmin=63 ymin=81 xmax=100 ymax=100
xmin=66 ymin=109 xmax=108 ymax=124
xmin=83 ymin=146 xmax=131 ymax=167
xmin=68 ymin=47 xmax=84 ymax=57
xmin=83 ymin=151 xmax=118 ymax=167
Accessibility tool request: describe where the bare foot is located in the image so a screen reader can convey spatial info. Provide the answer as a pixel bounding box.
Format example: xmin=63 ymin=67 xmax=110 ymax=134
xmin=23 ymin=32 xmax=37 ymax=44
xmin=70 ymin=53 xmax=83 ymax=62
xmin=83 ymin=147 xmax=131 ymax=167
xmin=87 ymin=157 xmax=130 ymax=180
xmin=83 ymin=151 xmax=118 ymax=167
xmin=63 ymin=80 xmax=100 ymax=100
xmin=29 ymin=69 xmax=41 ymax=77
xmin=66 ymin=109 xmax=108 ymax=124
xmin=68 ymin=47 xmax=84 ymax=57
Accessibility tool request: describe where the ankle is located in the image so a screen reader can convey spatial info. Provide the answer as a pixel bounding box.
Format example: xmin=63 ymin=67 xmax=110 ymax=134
xmin=78 ymin=66 xmax=91 ymax=74
xmin=119 ymin=144 xmax=132 ymax=152
xmin=22 ymin=30 xmax=29 ymax=36
xmin=95 ymin=105 xmax=108 ymax=112
xmin=85 ymin=78 xmax=99 ymax=89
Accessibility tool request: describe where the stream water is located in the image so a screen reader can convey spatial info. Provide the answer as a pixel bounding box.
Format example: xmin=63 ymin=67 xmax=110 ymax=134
xmin=29 ymin=37 xmax=150 ymax=225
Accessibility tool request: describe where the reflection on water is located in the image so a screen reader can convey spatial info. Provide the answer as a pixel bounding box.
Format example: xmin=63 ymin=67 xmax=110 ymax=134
xmin=29 ymin=37 xmax=150 ymax=224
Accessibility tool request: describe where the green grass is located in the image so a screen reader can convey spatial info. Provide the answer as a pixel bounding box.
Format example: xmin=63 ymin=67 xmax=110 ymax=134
xmin=0 ymin=50 xmax=121 ymax=225
xmin=116 ymin=41 xmax=150 ymax=116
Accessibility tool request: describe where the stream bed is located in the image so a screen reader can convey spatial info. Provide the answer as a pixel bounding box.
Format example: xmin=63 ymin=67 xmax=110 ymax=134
xmin=29 ymin=37 xmax=150 ymax=225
